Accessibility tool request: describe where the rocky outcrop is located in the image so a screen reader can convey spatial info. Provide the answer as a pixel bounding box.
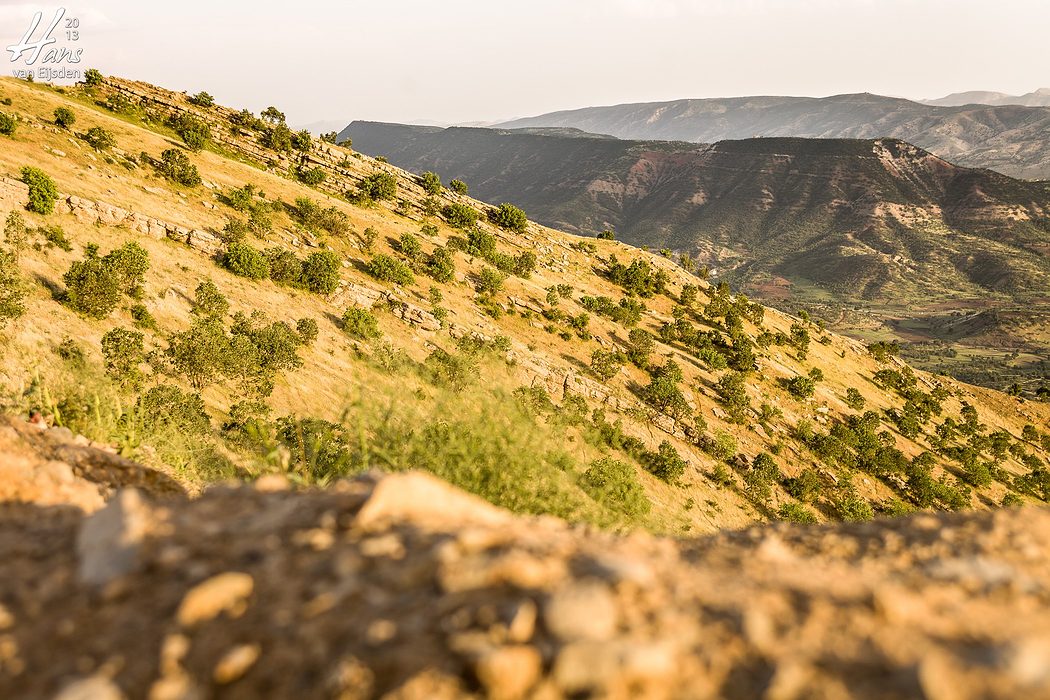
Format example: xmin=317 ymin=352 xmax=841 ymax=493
xmin=1 ymin=467 xmax=1048 ymax=699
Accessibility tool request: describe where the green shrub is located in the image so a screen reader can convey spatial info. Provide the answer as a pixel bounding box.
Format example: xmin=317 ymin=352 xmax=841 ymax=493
xmin=644 ymin=441 xmax=687 ymax=482
xmin=784 ymin=468 xmax=822 ymax=502
xmin=426 ymin=246 xmax=456 ymax=283
xmin=20 ymin=166 xmax=58 ymax=214
xmin=778 ymin=503 xmax=817 ymax=524
xmin=0 ymin=250 xmax=26 ymax=326
xmin=38 ymin=224 xmax=72 ymax=251
xmin=590 ymin=349 xmax=626 ymax=381
xmin=300 ymin=251 xmax=341 ymax=294
xmin=785 ymin=375 xmax=816 ymax=399
xmin=442 ymin=203 xmax=479 ymax=229
xmin=83 ymin=68 xmax=104 ymax=87
xmin=716 ymin=371 xmax=751 ymax=423
xmin=156 ymin=149 xmax=201 ymax=186
xmin=744 ymin=452 xmax=781 ymax=502
xmin=223 ymin=242 xmax=270 ymax=280
xmin=626 ymin=328 xmax=654 ymax=368
xmin=475 ymin=266 xmax=506 ymax=296
xmin=358 ymin=172 xmax=397 ymax=200
xmin=81 ymin=126 xmax=115 ymax=152
xmin=190 ymin=279 xmax=229 ymax=319
xmin=845 ymin=387 xmax=865 ymax=411
xmin=53 ymin=107 xmax=76 ymax=129
xmin=366 ymin=253 xmax=414 ymax=285
xmin=448 ymin=179 xmax=468 ymax=195
xmin=137 ymin=385 xmax=210 ymax=435
xmin=342 ymin=307 xmax=381 ymax=340
xmin=596 ymin=229 xmax=615 ymax=240
xmin=130 ymin=303 xmax=158 ymax=331
xmin=188 ymin=91 xmax=215 ymax=107
xmin=101 ymin=327 xmax=145 ymax=388
xmin=298 ymin=167 xmax=326 ymax=186
xmin=263 ymin=247 xmax=302 ymax=286
xmin=581 ymin=458 xmax=651 ymax=518
xmin=296 ymin=318 xmax=319 ymax=345
xmin=4 ymin=212 xmax=27 ymax=254
xmin=707 ymin=430 xmax=737 ymax=461
xmin=0 ymin=112 xmax=16 ymax=136
xmin=62 ymin=243 xmax=148 ymax=319
xmin=418 ymin=171 xmax=442 ymax=195
xmin=488 ymin=203 xmax=528 ymax=233
xmin=171 ymin=114 xmax=210 ymax=151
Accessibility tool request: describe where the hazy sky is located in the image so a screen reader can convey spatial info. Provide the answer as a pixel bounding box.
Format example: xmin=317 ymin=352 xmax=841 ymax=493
xmin=4 ymin=0 xmax=1049 ymax=127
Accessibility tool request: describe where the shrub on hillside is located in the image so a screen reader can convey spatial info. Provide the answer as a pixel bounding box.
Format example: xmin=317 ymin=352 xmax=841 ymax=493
xmin=53 ymin=107 xmax=76 ymax=129
xmin=358 ymin=172 xmax=397 ymax=201
xmin=590 ymin=348 xmax=626 ymax=381
xmin=845 ymin=387 xmax=865 ymax=410
xmin=448 ymin=179 xmax=468 ymax=195
xmin=366 ymin=254 xmax=414 ymax=285
xmin=188 ymin=91 xmax=214 ymax=107
xmin=785 ymin=375 xmax=816 ymax=399
xmin=101 ymin=327 xmax=145 ymax=389
xmin=0 ymin=112 xmax=16 ymax=136
xmin=171 ymin=114 xmax=210 ymax=151
xmin=82 ymin=126 xmax=115 ymax=151
xmin=300 ymin=251 xmax=341 ymax=294
xmin=137 ymin=385 xmax=210 ymax=435
xmin=62 ymin=243 xmax=149 ymax=318
xmin=82 ymin=69 xmax=104 ymax=87
xmin=426 ymin=246 xmax=456 ymax=283
xmin=298 ymin=167 xmax=326 ymax=186
xmin=156 ymin=149 xmax=201 ymax=186
xmin=442 ymin=203 xmax=479 ymax=229
xmin=223 ymin=242 xmax=270 ymax=280
xmin=296 ymin=317 xmax=319 ymax=345
xmin=778 ymin=503 xmax=817 ymax=524
xmin=488 ymin=203 xmax=528 ymax=233
xmin=644 ymin=441 xmax=687 ymax=482
xmin=0 ymin=250 xmax=26 ymax=327
xmin=418 ymin=171 xmax=442 ymax=195
xmin=342 ymin=307 xmax=381 ymax=340
xmin=190 ymin=279 xmax=229 ymax=319
xmin=581 ymin=458 xmax=651 ymax=518
xmin=20 ymin=166 xmax=58 ymax=214
xmin=475 ymin=266 xmax=506 ymax=296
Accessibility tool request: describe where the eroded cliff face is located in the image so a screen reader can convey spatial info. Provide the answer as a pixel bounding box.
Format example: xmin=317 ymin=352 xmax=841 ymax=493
xmin=1 ymin=421 xmax=1048 ymax=700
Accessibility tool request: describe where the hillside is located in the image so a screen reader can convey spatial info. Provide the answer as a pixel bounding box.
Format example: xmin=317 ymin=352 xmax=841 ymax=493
xmin=922 ymin=88 xmax=1050 ymax=107
xmin=2 ymin=429 xmax=1049 ymax=699
xmin=1 ymin=74 xmax=1049 ymax=541
xmin=488 ymin=94 xmax=1050 ymax=180
xmin=345 ymin=122 xmax=1050 ymax=390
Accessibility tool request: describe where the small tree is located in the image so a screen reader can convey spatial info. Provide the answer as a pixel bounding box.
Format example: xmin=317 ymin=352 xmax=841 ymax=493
xmin=845 ymin=387 xmax=865 ymax=411
xmin=366 ymin=254 xmax=414 ymax=285
xmin=62 ymin=246 xmax=120 ymax=318
xmin=101 ymin=327 xmax=145 ymax=389
xmin=296 ymin=318 xmax=319 ymax=345
xmin=475 ymin=266 xmax=506 ymax=296
xmin=448 ymin=179 xmax=468 ymax=195
xmin=590 ymin=348 xmax=626 ymax=381
xmin=173 ymin=114 xmax=211 ymax=151
xmin=4 ymin=212 xmax=28 ymax=257
xmin=20 ymin=166 xmax=58 ymax=215
xmin=0 ymin=250 xmax=26 ymax=327
xmin=418 ymin=171 xmax=442 ymax=195
xmin=488 ymin=203 xmax=528 ymax=233
xmin=83 ymin=126 xmax=116 ymax=151
xmin=301 ymin=251 xmax=341 ymax=294
xmin=223 ymin=243 xmax=270 ymax=279
xmin=188 ymin=91 xmax=215 ymax=107
xmin=358 ymin=172 xmax=397 ymax=201
xmin=0 ymin=112 xmax=16 ymax=136
xmin=53 ymin=107 xmax=76 ymax=129
xmin=342 ymin=307 xmax=381 ymax=340
xmin=645 ymin=441 xmax=687 ymax=482
xmin=83 ymin=68 xmax=104 ymax=87
xmin=191 ymin=279 xmax=229 ymax=319
xmin=156 ymin=149 xmax=201 ymax=186
xmin=442 ymin=203 xmax=478 ymax=229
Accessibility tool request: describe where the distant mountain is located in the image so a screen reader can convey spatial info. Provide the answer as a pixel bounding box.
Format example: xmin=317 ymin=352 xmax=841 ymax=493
xmin=296 ymin=119 xmax=347 ymax=136
xmin=922 ymin=88 xmax=1050 ymax=107
xmin=345 ymin=121 xmax=1050 ymax=300
xmin=494 ymin=94 xmax=1050 ymax=180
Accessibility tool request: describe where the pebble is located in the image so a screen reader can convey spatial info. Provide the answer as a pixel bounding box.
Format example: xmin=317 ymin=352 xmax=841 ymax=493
xmin=474 ymin=645 xmax=542 ymax=700
xmin=176 ymin=572 xmax=254 ymax=627
xmin=213 ymin=643 xmax=261 ymax=684
xmin=543 ymin=582 xmax=618 ymax=642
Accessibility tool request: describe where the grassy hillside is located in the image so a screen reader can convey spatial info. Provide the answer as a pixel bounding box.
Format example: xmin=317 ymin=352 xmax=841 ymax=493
xmin=1 ymin=74 xmax=1049 ymax=535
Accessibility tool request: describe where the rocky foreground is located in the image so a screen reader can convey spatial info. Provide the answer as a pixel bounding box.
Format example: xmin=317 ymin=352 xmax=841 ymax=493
xmin=0 ymin=420 xmax=1048 ymax=699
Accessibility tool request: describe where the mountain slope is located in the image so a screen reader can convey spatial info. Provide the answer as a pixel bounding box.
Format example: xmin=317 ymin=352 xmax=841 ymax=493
xmin=923 ymin=88 xmax=1050 ymax=107
xmin=345 ymin=122 xmax=1050 ymax=390
xmin=490 ymin=94 xmax=1050 ymax=180
xmin=1 ymin=74 xmax=1049 ymax=539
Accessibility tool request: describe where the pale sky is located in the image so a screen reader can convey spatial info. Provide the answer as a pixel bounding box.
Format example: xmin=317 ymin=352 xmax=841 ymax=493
xmin=3 ymin=0 xmax=1049 ymax=127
